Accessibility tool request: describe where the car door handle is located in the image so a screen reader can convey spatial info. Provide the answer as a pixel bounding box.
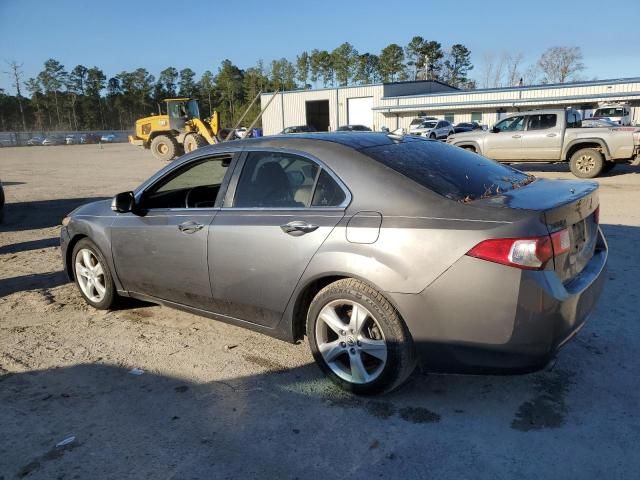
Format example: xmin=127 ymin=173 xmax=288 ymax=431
xmin=512 ymin=134 xmax=522 ymax=138
xmin=178 ymin=221 xmax=204 ymax=234
xmin=546 ymin=133 xmax=557 ymax=137
xmin=280 ymin=221 xmax=319 ymax=235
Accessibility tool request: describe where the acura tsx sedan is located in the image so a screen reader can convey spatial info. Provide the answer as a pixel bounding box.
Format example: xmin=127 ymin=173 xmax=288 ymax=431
xmin=60 ymin=133 xmax=607 ymax=394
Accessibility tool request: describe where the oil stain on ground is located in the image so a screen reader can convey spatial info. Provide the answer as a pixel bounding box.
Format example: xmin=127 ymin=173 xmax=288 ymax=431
xmin=511 ymin=369 xmax=575 ymax=431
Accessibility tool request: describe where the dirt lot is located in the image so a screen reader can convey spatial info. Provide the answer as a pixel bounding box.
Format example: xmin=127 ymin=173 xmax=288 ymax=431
xmin=1 ymin=144 xmax=639 ymax=479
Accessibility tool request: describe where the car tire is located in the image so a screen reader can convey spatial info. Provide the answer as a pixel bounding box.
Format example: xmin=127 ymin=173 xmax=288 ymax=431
xmin=183 ymin=134 xmax=208 ymax=153
xmin=150 ymin=135 xmax=179 ymax=161
xmin=429 ymin=133 xmax=436 ymax=140
xmin=569 ymin=148 xmax=604 ymax=178
xmin=307 ymin=278 xmax=416 ymax=395
xmin=72 ymin=238 xmax=117 ymax=310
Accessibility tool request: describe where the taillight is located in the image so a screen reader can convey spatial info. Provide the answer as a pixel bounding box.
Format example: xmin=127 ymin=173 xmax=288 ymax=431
xmin=467 ymin=229 xmax=570 ymax=270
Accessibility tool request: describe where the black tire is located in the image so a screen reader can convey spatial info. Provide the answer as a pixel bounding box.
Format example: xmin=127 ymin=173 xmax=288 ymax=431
xmin=429 ymin=133 xmax=437 ymax=139
xmin=72 ymin=238 xmax=117 ymax=310
xmin=150 ymin=134 xmax=179 ymax=161
xmin=183 ymin=134 xmax=208 ymax=153
xmin=569 ymin=148 xmax=604 ymax=178
xmin=307 ymin=278 xmax=416 ymax=395
xmin=602 ymin=161 xmax=616 ymax=173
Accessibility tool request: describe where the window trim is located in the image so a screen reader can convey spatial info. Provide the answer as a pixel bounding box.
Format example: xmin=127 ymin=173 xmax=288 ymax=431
xmin=222 ymin=147 xmax=352 ymax=211
xmin=135 ymin=151 xmax=239 ymax=213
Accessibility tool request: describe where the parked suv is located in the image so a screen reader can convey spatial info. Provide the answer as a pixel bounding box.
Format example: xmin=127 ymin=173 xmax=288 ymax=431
xmin=447 ymin=108 xmax=640 ymax=178
xmin=410 ymin=119 xmax=454 ymax=139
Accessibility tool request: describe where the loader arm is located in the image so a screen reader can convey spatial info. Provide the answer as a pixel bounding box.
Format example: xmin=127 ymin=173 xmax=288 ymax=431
xmin=189 ymin=118 xmax=218 ymax=145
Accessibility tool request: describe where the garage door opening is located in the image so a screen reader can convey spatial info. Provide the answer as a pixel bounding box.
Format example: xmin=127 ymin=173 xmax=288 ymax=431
xmin=306 ymin=100 xmax=330 ymax=132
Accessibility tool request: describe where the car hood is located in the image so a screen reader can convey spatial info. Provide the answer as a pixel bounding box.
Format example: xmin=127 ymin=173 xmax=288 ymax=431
xmin=70 ymin=199 xmax=113 ymax=217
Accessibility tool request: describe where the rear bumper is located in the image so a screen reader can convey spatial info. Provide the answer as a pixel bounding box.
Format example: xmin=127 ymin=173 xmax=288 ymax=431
xmin=389 ymin=227 xmax=608 ymax=374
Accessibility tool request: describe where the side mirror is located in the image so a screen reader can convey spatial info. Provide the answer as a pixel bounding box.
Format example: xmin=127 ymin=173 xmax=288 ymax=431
xmin=111 ymin=191 xmax=135 ymax=213
xmin=491 ymin=126 xmax=500 ymax=133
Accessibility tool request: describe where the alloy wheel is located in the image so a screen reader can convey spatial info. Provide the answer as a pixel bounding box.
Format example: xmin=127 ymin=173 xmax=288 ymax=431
xmin=75 ymin=248 xmax=107 ymax=303
xmin=315 ymin=300 xmax=387 ymax=384
xmin=576 ymin=154 xmax=595 ymax=173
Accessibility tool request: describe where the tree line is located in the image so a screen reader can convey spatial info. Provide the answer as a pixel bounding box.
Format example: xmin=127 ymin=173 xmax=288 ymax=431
xmin=0 ymin=38 xmax=585 ymax=132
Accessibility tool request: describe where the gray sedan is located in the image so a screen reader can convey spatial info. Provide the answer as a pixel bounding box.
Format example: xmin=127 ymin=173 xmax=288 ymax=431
xmin=60 ymin=133 xmax=607 ymax=394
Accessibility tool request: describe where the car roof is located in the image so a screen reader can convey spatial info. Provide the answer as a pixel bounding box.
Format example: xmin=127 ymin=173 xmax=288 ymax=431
xmin=238 ymin=132 xmax=408 ymax=150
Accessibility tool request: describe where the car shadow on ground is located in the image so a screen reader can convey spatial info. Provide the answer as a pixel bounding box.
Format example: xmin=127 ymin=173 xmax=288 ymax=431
xmin=0 ymin=197 xmax=109 ymax=232
xmin=513 ymin=162 xmax=638 ymax=177
xmin=0 ymin=271 xmax=68 ymax=298
xmin=0 ymin=237 xmax=59 ymax=255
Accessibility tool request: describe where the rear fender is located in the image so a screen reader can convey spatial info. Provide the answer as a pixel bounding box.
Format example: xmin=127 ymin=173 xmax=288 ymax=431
xmin=563 ymin=138 xmax=612 ymax=161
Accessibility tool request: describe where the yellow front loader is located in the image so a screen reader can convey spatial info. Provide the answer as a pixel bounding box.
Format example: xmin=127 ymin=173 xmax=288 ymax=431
xmin=129 ymin=98 xmax=221 ymax=161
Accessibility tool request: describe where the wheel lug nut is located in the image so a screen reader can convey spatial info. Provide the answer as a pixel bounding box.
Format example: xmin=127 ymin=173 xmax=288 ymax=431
xmin=357 ymin=340 xmax=361 ymax=346
xmin=340 ymin=342 xmax=346 ymax=348
xmin=340 ymin=330 xmax=345 ymax=336
xmin=349 ymin=348 xmax=355 ymax=354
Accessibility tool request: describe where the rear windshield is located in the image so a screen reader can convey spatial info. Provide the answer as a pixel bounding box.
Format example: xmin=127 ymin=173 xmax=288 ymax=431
xmin=360 ymin=137 xmax=534 ymax=202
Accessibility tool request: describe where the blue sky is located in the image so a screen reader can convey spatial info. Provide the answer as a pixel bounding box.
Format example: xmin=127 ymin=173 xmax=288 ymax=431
xmin=1 ymin=0 xmax=639 ymax=93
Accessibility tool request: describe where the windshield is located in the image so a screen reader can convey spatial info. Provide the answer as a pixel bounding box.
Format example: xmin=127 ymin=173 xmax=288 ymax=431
xmin=421 ymin=121 xmax=438 ymax=128
xmin=595 ymin=107 xmax=625 ymax=117
xmin=360 ymin=137 xmax=534 ymax=202
xmin=187 ymin=99 xmax=200 ymax=119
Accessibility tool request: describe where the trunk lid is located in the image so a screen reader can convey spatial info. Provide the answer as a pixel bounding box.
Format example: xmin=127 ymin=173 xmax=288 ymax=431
xmin=482 ymin=178 xmax=599 ymax=282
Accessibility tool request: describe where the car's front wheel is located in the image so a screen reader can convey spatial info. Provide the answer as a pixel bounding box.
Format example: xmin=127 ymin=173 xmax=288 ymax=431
xmin=72 ymin=238 xmax=117 ymax=309
xmin=307 ymin=279 xmax=416 ymax=394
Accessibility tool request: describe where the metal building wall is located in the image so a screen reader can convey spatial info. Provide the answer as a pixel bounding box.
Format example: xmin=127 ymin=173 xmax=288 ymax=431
xmin=262 ymin=78 xmax=640 ymax=134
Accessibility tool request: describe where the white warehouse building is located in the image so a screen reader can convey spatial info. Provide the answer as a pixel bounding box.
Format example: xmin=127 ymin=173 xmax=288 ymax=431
xmin=260 ymin=77 xmax=640 ymax=135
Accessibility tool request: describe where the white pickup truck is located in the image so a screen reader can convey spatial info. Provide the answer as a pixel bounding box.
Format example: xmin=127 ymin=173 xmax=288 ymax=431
xmin=447 ymin=108 xmax=640 ymax=178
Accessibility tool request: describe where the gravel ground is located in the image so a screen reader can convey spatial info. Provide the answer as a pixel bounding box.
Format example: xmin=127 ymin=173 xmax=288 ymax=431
xmin=1 ymin=144 xmax=639 ymax=479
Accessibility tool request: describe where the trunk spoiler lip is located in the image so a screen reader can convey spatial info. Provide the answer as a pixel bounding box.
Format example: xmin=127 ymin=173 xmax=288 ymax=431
xmin=473 ymin=178 xmax=598 ymax=212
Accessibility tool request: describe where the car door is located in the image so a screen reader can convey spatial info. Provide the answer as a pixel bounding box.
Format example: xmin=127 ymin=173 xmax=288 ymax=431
xmin=520 ymin=113 xmax=562 ymax=160
xmin=110 ymin=153 xmax=236 ymax=309
xmin=484 ymin=115 xmax=525 ymax=160
xmin=208 ymin=149 xmax=349 ymax=328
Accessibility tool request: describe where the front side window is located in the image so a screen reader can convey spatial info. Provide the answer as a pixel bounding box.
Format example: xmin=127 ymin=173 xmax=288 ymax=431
xmin=495 ymin=116 xmax=525 ymax=132
xmin=142 ymin=156 xmax=231 ymax=209
xmin=527 ymin=114 xmax=557 ymax=130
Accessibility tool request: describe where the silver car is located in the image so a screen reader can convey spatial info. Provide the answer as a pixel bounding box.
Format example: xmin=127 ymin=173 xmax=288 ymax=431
xmin=410 ymin=119 xmax=455 ymax=139
xmin=61 ymin=133 xmax=607 ymax=394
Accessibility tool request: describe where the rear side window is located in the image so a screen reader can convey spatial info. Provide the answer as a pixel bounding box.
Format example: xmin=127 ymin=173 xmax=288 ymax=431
xmin=234 ymin=152 xmax=319 ymax=208
xmin=527 ymin=114 xmax=557 ymax=130
xmin=312 ymin=170 xmax=346 ymax=207
xmin=567 ymin=111 xmax=582 ymax=128
xmin=361 ymin=138 xmax=533 ymax=202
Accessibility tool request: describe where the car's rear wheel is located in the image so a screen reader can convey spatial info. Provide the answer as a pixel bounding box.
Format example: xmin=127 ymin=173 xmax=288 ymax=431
xmin=569 ymin=148 xmax=604 ymax=178
xmin=307 ymin=279 xmax=416 ymax=394
xmin=72 ymin=238 xmax=117 ymax=310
